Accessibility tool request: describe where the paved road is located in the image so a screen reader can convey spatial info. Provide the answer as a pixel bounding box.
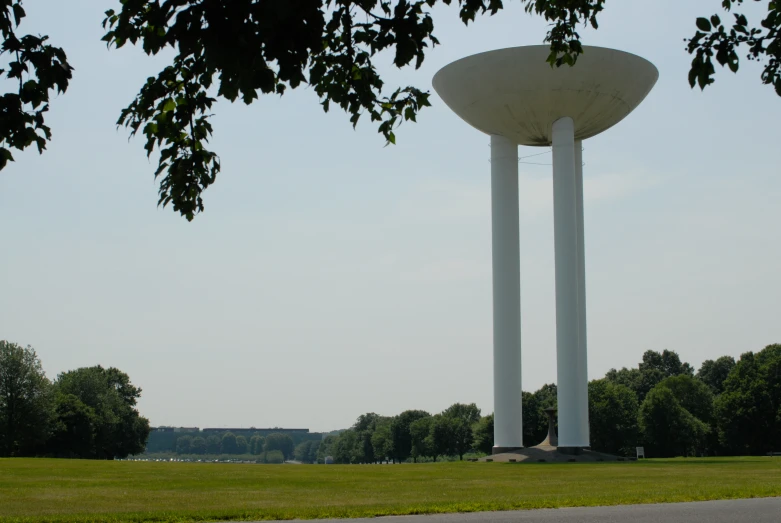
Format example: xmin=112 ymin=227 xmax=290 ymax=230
xmin=270 ymin=498 xmax=781 ymax=523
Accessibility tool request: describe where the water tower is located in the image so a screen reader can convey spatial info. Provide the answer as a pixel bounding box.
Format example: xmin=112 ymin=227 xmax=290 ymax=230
xmin=433 ymin=46 xmax=658 ymax=453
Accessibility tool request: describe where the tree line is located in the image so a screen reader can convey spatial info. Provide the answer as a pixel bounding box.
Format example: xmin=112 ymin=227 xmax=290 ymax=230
xmin=4 ymin=339 xmax=778 ymax=461
xmin=174 ymin=431 xmax=295 ymax=459
xmin=317 ymin=344 xmax=781 ymax=462
xmin=0 ymin=341 xmax=150 ymax=458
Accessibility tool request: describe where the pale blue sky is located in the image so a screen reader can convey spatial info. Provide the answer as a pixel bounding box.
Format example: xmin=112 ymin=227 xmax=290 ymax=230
xmin=1 ymin=1 xmax=779 ymax=432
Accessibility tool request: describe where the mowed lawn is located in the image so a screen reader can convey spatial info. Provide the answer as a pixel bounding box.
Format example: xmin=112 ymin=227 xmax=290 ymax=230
xmin=1 ymin=458 xmax=780 ymax=523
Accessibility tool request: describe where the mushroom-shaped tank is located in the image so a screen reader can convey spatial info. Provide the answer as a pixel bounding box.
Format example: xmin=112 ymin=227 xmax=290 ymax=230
xmin=432 ymin=46 xmax=658 ymax=146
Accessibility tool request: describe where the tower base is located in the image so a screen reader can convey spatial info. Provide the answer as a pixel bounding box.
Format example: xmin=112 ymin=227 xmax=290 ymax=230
xmin=492 ymin=446 xmax=524 ymax=455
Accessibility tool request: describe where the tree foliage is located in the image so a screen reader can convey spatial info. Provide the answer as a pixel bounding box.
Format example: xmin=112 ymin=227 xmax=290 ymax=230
xmin=263 ymin=432 xmax=294 ymax=459
xmin=390 ymin=409 xmax=430 ymax=462
xmin=587 ymin=379 xmax=638 ymax=456
xmin=409 ymin=415 xmax=434 ymax=461
xmin=639 ymin=384 xmax=709 ymax=457
xmin=686 ymin=1 xmax=781 ymax=95
xmin=55 ymin=366 xmax=150 ymax=459
xmin=429 ymin=414 xmax=454 ymax=460
xmin=294 ymin=439 xmax=321 ymax=463
xmin=606 ymin=350 xmax=695 ymax=404
xmin=0 ymin=341 xmax=53 ymax=456
xmin=235 ymin=435 xmax=249 ymax=454
xmin=48 ymin=393 xmax=97 ymax=458
xmin=190 ymin=436 xmax=206 ymax=454
xmin=205 ymin=434 xmax=220 ymax=454
xmin=715 ymin=344 xmax=781 ymax=455
xmin=698 ymin=355 xmax=737 ymax=395
xmin=371 ymin=417 xmax=393 ymax=462
xmin=220 ymin=431 xmax=238 ymax=454
xmin=471 ymin=413 xmax=493 ymax=455
xmin=522 ymin=384 xmax=557 ymax=446
xmin=659 ymin=374 xmax=714 ymax=425
xmin=440 ymin=403 xmax=479 ymax=459
xmin=249 ymin=434 xmax=265 ymax=455
xmin=0 ymin=0 xmax=73 ymax=170
xmin=2 ymin=1 xmax=779 ymax=217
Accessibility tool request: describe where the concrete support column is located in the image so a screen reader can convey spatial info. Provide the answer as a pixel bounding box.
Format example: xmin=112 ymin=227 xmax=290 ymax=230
xmin=552 ymin=118 xmax=589 ymax=449
xmin=574 ymin=140 xmax=590 ymax=446
xmin=490 ymin=134 xmax=523 ymax=452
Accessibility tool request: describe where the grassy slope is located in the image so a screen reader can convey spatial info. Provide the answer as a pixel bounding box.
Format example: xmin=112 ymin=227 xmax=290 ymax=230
xmin=1 ymin=457 xmax=780 ymax=523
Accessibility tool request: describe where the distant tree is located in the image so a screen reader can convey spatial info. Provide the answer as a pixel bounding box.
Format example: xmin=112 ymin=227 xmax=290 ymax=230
xmin=48 ymin=393 xmax=96 ymax=458
xmin=352 ymin=413 xmax=382 ymax=463
xmin=442 ymin=403 xmax=481 ymax=425
xmin=409 ymin=416 xmax=434 ymax=462
xmin=306 ymin=440 xmax=321 ymax=464
xmin=658 ymin=375 xmax=714 ymax=425
xmin=450 ymin=420 xmax=473 ymax=460
xmin=294 ymin=440 xmax=320 ymax=463
xmin=264 ymin=432 xmax=294 ymax=460
xmin=0 ymin=341 xmax=54 ymax=457
xmin=235 ymin=435 xmax=248 ymax=454
xmin=640 ymin=350 xmax=695 ymax=378
xmin=249 ymin=434 xmax=265 ymax=455
xmin=698 ymin=356 xmax=737 ymax=395
xmin=523 ymin=384 xmax=557 ymax=446
xmin=190 ymin=436 xmax=206 ymax=455
xmin=317 ymin=434 xmax=338 ymax=464
xmin=54 ymin=365 xmax=150 ymax=459
xmin=587 ymin=379 xmax=638 ymax=456
xmin=607 ymin=350 xmax=695 ymax=403
xmin=639 ymin=385 xmax=709 ymax=457
xmin=371 ymin=418 xmax=393 ymax=463
xmin=263 ymin=449 xmax=285 ymax=464
xmin=430 ymin=415 xmax=455 ymax=461
xmin=330 ymin=429 xmax=358 ymax=464
xmin=603 ymin=368 xmax=643 ymax=398
xmin=294 ymin=441 xmax=310 ymax=463
xmin=176 ymin=435 xmax=193 ymax=454
xmin=205 ymin=435 xmax=220 ymax=454
xmin=390 ymin=410 xmax=430 ymax=463
xmin=220 ymin=432 xmax=238 ymax=454
xmin=472 ymin=414 xmax=494 ymax=455
xmin=441 ymin=403 xmax=480 ymax=460
xmin=716 ymin=344 xmax=781 ymax=455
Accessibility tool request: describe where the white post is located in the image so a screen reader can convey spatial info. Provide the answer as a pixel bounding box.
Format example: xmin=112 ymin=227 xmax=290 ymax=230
xmin=490 ymin=134 xmax=523 ymax=452
xmin=574 ymin=140 xmax=590 ymax=446
xmin=552 ymin=118 xmax=588 ymax=449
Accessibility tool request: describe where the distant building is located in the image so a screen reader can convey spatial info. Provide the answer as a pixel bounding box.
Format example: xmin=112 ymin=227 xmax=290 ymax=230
xmin=201 ymin=428 xmax=310 ymax=434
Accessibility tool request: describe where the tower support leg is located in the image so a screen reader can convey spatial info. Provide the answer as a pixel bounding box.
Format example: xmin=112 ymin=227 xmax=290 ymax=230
xmin=552 ymin=119 xmax=589 ymax=449
xmin=490 ymin=135 xmax=523 ymax=453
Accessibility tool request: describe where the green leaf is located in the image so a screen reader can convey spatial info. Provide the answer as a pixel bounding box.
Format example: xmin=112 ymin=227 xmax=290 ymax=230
xmin=728 ymin=51 xmax=739 ymax=73
xmin=696 ymin=18 xmax=712 ymax=32
xmin=12 ymin=3 xmax=25 ymax=25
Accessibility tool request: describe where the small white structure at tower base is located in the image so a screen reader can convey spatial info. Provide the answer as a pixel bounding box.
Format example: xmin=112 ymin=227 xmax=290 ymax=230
xmin=433 ymin=45 xmax=658 ymax=453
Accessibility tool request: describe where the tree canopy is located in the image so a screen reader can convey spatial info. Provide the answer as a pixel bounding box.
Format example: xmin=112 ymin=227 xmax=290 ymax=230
xmin=2 ymin=1 xmax=779 ymax=219
xmin=0 ymin=341 xmax=52 ymax=456
xmin=0 ymin=340 xmax=150 ymax=459
xmin=55 ymin=365 xmax=151 ymax=459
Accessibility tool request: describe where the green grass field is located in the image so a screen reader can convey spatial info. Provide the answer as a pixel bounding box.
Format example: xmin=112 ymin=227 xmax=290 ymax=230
xmin=1 ymin=457 xmax=780 ymax=523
